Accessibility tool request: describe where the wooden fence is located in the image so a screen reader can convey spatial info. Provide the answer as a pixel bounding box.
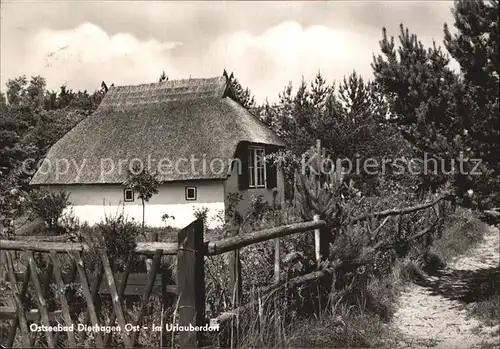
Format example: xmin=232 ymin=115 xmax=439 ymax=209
xmin=0 ymin=195 xmax=451 ymax=348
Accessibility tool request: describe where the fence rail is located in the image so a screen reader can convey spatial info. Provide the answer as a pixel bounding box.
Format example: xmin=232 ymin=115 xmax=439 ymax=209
xmin=205 ymin=219 xmax=327 ymax=255
xmin=0 ymin=240 xmax=177 ymax=254
xmin=0 ymin=195 xmax=451 ymax=348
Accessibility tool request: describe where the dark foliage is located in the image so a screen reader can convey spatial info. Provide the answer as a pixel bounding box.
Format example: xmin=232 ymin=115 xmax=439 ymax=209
xmin=25 ymin=189 xmax=71 ymax=231
xmin=0 ymin=75 xmax=105 ymax=235
xmin=372 ymin=0 xmax=499 ymax=208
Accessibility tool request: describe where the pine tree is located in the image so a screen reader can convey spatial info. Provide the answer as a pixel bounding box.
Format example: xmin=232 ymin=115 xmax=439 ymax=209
xmin=310 ymin=71 xmax=332 ymax=109
xmin=372 ymin=0 xmax=499 ymax=208
xmin=444 ymin=0 xmax=499 ymax=208
xmin=338 ymin=71 xmax=371 ymax=117
xmin=229 ymin=77 xmax=256 ymax=110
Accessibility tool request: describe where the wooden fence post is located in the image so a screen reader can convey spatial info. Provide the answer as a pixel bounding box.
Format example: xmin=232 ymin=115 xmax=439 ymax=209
xmin=73 ymin=251 xmax=104 ymax=347
xmin=228 ymin=228 xmax=241 ymax=348
xmin=228 ymin=228 xmax=242 ymax=307
xmin=146 ymin=231 xmax=158 ymax=272
xmin=274 ymin=237 xmax=280 ymax=284
xmin=0 ymin=250 xmax=6 ymax=282
xmin=177 ymin=218 xmax=205 ymax=348
xmin=314 ymin=214 xmax=321 ymax=266
xmin=273 ymin=194 xmax=282 ymax=285
xmin=273 ymin=201 xmax=282 ymax=344
xmin=161 ymin=258 xmax=173 ymax=349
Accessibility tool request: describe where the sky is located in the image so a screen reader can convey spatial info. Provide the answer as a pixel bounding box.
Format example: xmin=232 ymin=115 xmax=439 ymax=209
xmin=0 ymin=0 xmax=457 ymax=103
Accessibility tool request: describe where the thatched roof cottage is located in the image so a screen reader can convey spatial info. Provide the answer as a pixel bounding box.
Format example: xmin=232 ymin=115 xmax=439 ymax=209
xmin=30 ymin=73 xmax=285 ymax=228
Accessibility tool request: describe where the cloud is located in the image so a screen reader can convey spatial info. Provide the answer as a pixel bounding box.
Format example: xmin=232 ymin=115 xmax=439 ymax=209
xmin=14 ymin=22 xmax=183 ymax=92
xmin=206 ymin=21 xmax=381 ymax=102
xmin=1 ymin=17 xmax=455 ymax=103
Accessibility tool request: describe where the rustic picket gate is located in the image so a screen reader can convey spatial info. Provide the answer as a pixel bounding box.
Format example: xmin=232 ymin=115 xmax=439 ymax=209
xmin=0 ymin=229 xmax=181 ymax=348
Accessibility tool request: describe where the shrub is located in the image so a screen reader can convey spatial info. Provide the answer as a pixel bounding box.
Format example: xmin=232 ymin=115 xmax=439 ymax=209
xmin=245 ymin=195 xmax=273 ymax=224
xmin=422 ymin=208 xmax=487 ymax=272
xmin=24 ymin=188 xmax=70 ymax=232
xmin=469 ymin=296 xmax=500 ymax=327
xmin=0 ymin=185 xmax=24 ymax=237
xmin=193 ymin=205 xmax=209 ymax=223
xmin=225 ymin=192 xmax=244 ymax=225
xmin=393 ymin=256 xmax=425 ymax=283
xmin=161 ymin=213 xmax=175 ymax=227
xmin=81 ymin=212 xmax=141 ymax=273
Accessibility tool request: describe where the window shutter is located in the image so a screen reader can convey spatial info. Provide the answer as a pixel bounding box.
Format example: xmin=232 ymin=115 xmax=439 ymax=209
xmin=266 ymin=158 xmax=278 ymax=189
xmin=238 ymin=143 xmax=249 ymax=190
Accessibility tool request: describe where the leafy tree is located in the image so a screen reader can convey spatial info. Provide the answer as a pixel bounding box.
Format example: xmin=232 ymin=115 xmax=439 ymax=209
xmin=0 ymin=182 xmax=24 ymax=237
xmin=6 ymin=75 xmax=46 ymax=112
xmin=5 ymin=76 xmax=28 ymax=107
xmin=372 ymin=24 xmax=466 ymax=197
xmin=1 ymin=92 xmax=7 ymax=108
xmin=1 ymin=75 xmax=105 ymax=231
xmin=123 ymin=164 xmax=161 ymax=235
xmin=337 ymin=72 xmax=397 ymax=160
xmin=0 ymin=116 xmax=22 ymax=179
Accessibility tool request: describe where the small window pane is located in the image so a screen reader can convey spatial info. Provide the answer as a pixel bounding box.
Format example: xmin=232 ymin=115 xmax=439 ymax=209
xmin=258 ymin=166 xmax=265 ymax=187
xmin=249 ymin=149 xmax=255 ymax=167
xmin=249 ymin=167 xmax=255 ymax=187
xmin=124 ymin=189 xmax=134 ymax=202
xmin=185 ymin=186 xmax=197 ymax=200
xmin=248 ymin=148 xmax=255 ymax=187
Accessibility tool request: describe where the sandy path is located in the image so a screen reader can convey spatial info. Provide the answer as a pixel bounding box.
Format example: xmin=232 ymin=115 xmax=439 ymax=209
xmin=392 ymin=226 xmax=500 ymax=349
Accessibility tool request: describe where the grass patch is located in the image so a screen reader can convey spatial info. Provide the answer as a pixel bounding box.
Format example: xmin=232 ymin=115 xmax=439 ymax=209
xmin=285 ymin=311 xmax=398 ymax=348
xmin=423 ymin=208 xmax=489 ymax=272
xmin=468 ymin=295 xmax=500 ymax=327
xmin=393 ymin=257 xmax=426 ymax=284
xmin=208 ymin=268 xmax=408 ymax=349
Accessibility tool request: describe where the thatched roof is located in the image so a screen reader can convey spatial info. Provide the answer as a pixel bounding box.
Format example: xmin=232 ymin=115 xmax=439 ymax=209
xmin=30 ymin=75 xmax=284 ymax=185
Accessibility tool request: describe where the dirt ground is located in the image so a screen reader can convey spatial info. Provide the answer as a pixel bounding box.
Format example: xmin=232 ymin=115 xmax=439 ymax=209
xmin=392 ymin=226 xmax=500 ymax=349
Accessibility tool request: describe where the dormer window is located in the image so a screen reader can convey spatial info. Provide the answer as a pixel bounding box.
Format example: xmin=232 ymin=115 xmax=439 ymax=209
xmin=238 ymin=143 xmax=278 ymax=191
xmin=248 ymin=146 xmax=266 ymax=188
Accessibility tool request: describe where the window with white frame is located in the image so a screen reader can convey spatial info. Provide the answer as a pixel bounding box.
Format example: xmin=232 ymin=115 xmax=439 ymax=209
xmin=185 ymin=186 xmax=197 ymax=200
xmin=124 ymin=188 xmax=134 ymax=202
xmin=248 ymin=146 xmax=266 ymax=188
